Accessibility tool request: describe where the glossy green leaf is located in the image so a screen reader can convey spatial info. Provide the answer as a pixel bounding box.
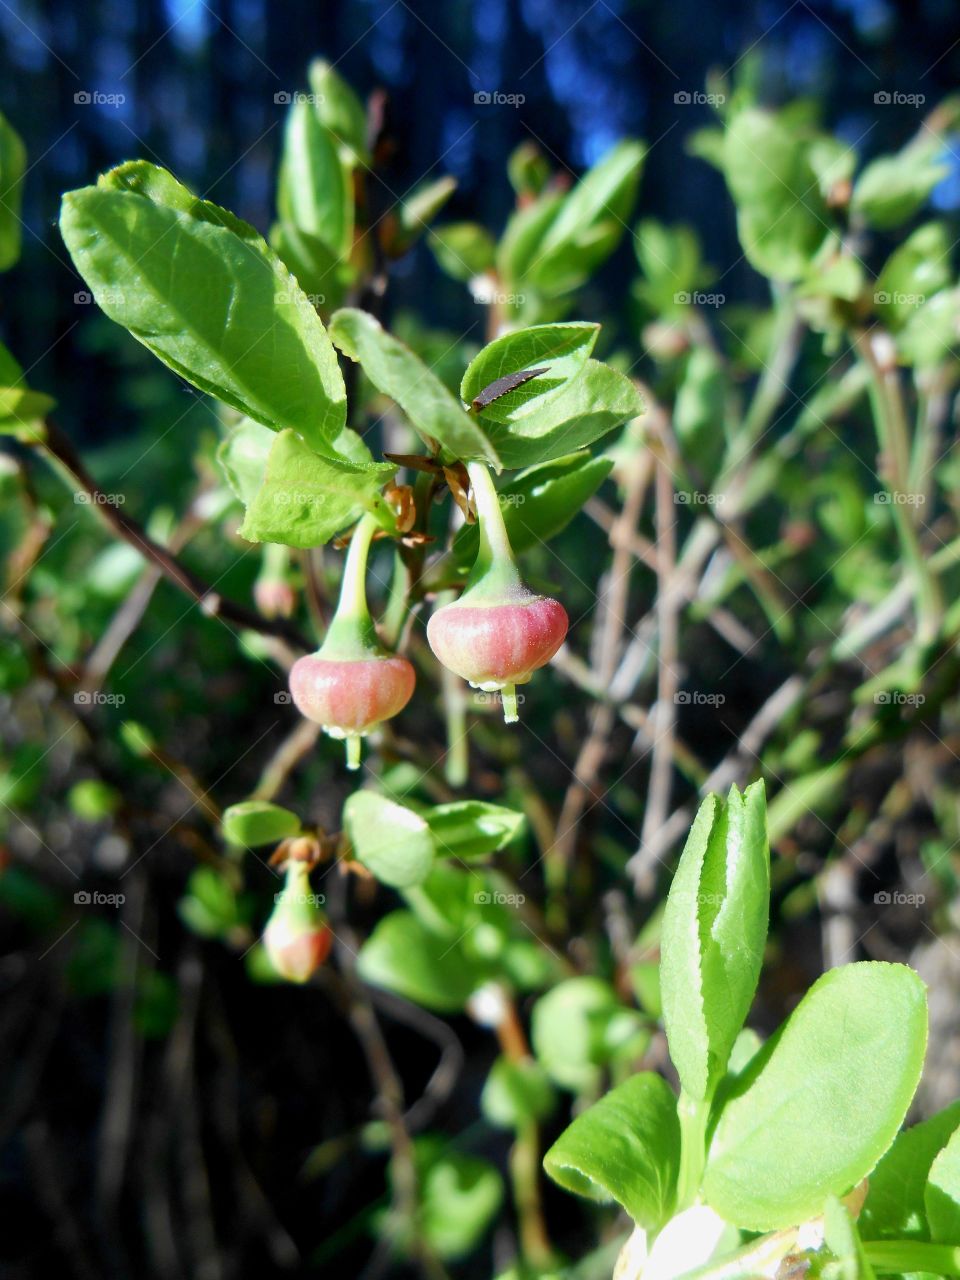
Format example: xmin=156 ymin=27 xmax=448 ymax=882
xmin=429 ymin=221 xmax=497 ymax=281
xmin=481 ymin=1055 xmax=556 ymax=1129
xmin=278 ymin=102 xmax=352 ymax=256
xmin=481 ymin=360 xmax=642 ymax=468
xmin=660 ymin=781 xmax=769 ymax=1101
xmin=859 ymin=1102 xmax=960 ymax=1241
xmin=60 ymin=171 xmax=347 ymax=451
xmin=497 ymin=189 xmax=565 ymax=286
xmin=703 ymin=962 xmax=928 ymax=1231
xmin=723 ymin=109 xmax=830 ymax=281
xmin=424 ymin=800 xmax=525 ymax=860
xmin=329 ymin=307 xmax=500 ymax=466
xmin=344 ymin=791 xmax=436 ymax=888
xmin=357 ymin=909 xmax=482 ymax=1012
xmin=0 ymin=112 xmax=25 ymax=270
xmin=238 ymin=428 xmax=394 ymax=548
xmin=927 ymin=1127 xmax=960 ymax=1244
xmin=221 ymin=800 xmax=301 ymax=847
xmin=543 ymin=1072 xmax=680 ymax=1229
xmin=461 ymin=322 xmax=599 ymax=422
xmin=270 ymin=219 xmax=348 ymax=309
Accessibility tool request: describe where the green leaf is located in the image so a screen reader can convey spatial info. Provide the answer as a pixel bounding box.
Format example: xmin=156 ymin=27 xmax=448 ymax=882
xmin=723 ymin=109 xmax=830 ymax=281
xmin=429 ymin=221 xmax=497 ymax=281
xmin=860 ymin=1102 xmax=960 ymax=1241
xmin=875 ymin=223 xmax=953 ymax=330
xmin=702 ymin=962 xmax=928 ymax=1231
xmin=307 ymin=58 xmax=370 ymax=166
xmin=97 ymin=160 xmax=266 ymax=248
xmin=497 ymin=189 xmax=565 ymax=286
xmin=221 ymin=800 xmax=301 ymax=847
xmin=344 ymin=791 xmax=436 ymax=888
xmin=424 ymin=800 xmax=525 ymax=860
xmin=531 ymin=976 xmax=644 ymax=1092
xmin=659 ymin=781 xmax=769 ymax=1101
xmin=528 ymin=140 xmax=646 ymax=293
xmin=329 ymin=307 xmax=500 ymax=466
xmin=507 ymin=142 xmax=551 ymax=198
xmin=0 ymin=341 xmax=54 ymax=436
xmin=277 ymin=102 xmax=352 ymax=257
xmin=481 ymin=1055 xmax=557 ymax=1129
xmin=270 ymin=220 xmax=348 ymax=309
xmin=852 ymin=142 xmax=948 ymax=231
xmin=357 ymin=910 xmax=482 ymax=1012
xmin=543 ymin=1072 xmax=680 ymax=1230
xmin=60 ymin=170 xmax=347 ymax=452
xmin=460 ymin=322 xmax=599 ymax=423
xmin=237 ymin=428 xmax=395 ymax=548
xmin=217 ymin=417 xmax=275 ymax=505
xmin=898 ymin=288 xmax=960 ymax=368
xmin=860 ymin=1100 xmax=960 ymax=1239
xmin=481 ymin=360 xmax=642 ymax=469
xmin=823 ymin=1196 xmax=877 ymax=1280
xmin=411 ymin=1137 xmax=503 ymax=1261
xmin=389 ymin=176 xmax=457 ymax=256
xmin=927 ymin=1128 xmax=960 ymax=1244
xmin=178 ymin=866 xmax=242 ymax=939
xmin=0 ymin=112 xmax=25 ymax=270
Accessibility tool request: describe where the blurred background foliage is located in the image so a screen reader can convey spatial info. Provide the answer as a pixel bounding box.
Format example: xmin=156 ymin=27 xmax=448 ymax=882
xmin=7 ymin=2 xmax=960 ymax=1278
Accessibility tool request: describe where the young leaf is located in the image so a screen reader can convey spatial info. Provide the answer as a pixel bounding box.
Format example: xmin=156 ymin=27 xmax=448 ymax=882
xmin=423 ymin=800 xmax=525 ymax=860
xmin=357 ymin=910 xmax=482 ymax=1012
xmin=480 ymin=360 xmax=643 ymax=468
xmin=703 ymin=962 xmax=928 ymax=1231
xmin=927 ymin=1127 xmax=960 ymax=1244
xmin=60 ymin=176 xmax=347 ymax=452
xmin=270 ymin=220 xmax=347 ymax=309
xmin=307 ymin=58 xmax=370 ymax=166
xmin=460 ymin=322 xmax=600 ymax=423
xmin=481 ymin=1056 xmax=556 ymax=1129
xmin=497 ymin=189 xmax=565 ymax=287
xmin=387 ymin=176 xmax=457 ymax=256
xmin=344 ymin=791 xmax=436 ymax=889
xmin=429 ymin=221 xmax=497 ymax=282
xmin=659 ymin=781 xmax=769 ymax=1102
xmin=217 ymin=417 xmax=276 ymax=505
xmin=531 ymin=976 xmax=644 ymax=1092
xmin=329 ymin=308 xmax=500 ymax=466
xmin=410 ymin=1137 xmax=503 ymax=1261
xmin=875 ymin=223 xmax=953 ymax=330
xmin=0 ymin=112 xmax=26 ymax=271
xmin=859 ymin=1101 xmax=960 ymax=1241
xmin=277 ymin=101 xmax=352 ymax=257
xmin=237 ymin=429 xmax=395 ymax=548
xmin=852 ymin=141 xmax=948 ymax=231
xmin=543 ymin=1072 xmax=680 ymax=1229
xmin=221 ymin=800 xmax=301 ymax=847
xmin=723 ymin=109 xmax=830 ymax=281
xmin=823 ymin=1196 xmax=878 ymax=1280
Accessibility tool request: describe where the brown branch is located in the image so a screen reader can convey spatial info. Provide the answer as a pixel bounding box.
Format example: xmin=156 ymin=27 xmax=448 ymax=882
xmin=37 ymin=420 xmax=309 ymax=650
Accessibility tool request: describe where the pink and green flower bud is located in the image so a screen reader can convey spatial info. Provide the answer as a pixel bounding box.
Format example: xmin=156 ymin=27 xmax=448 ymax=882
xmin=254 ymin=543 xmax=296 ymax=618
xmin=262 ymin=861 xmax=332 ymax=983
xmin=427 ymin=462 xmax=567 ymax=722
xmin=288 ymin=515 xmax=415 ymax=768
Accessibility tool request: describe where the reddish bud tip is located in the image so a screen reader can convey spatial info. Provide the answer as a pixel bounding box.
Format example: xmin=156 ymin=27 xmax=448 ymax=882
xmin=427 ymin=595 xmax=567 ymax=692
xmin=263 ymin=916 xmax=332 ymax=983
xmin=289 ymin=653 xmax=416 ymax=737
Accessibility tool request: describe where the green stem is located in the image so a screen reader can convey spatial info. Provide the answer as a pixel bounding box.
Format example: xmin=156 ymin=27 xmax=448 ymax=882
xmin=864 ymin=1241 xmax=960 ymax=1276
xmin=676 ymin=1091 xmax=709 ymax=1210
xmin=464 ymin=461 xmax=522 ymax=597
xmin=337 ymin=513 xmax=379 ymax=621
